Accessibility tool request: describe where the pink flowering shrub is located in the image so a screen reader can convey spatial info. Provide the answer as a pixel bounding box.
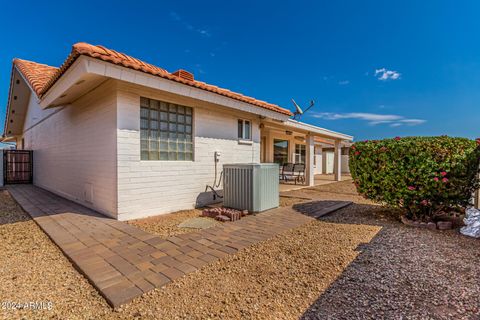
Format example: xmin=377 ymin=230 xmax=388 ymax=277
xmin=350 ymin=136 xmax=480 ymax=220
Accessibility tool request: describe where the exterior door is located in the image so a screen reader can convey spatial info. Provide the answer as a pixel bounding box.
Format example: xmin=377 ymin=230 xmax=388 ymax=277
xmin=3 ymin=150 xmax=33 ymax=184
xmin=326 ymin=152 xmax=334 ymax=174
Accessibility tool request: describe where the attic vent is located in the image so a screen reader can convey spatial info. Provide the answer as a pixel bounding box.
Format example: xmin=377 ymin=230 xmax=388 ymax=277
xmin=171 ymin=69 xmax=194 ymax=81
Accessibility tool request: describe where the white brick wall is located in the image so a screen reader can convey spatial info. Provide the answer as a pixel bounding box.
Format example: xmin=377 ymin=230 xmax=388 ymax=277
xmin=18 ymin=79 xmax=264 ymax=220
xmin=116 ymin=84 xmax=260 ymax=220
xmin=21 ymin=81 xmax=118 ymax=217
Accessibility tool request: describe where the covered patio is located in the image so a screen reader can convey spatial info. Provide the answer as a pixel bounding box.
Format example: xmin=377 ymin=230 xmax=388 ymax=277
xmin=259 ymin=119 xmax=353 ymax=187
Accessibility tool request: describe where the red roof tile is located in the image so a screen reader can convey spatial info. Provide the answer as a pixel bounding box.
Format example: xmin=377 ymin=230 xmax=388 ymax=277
xmin=13 ymin=59 xmax=58 ymax=97
xmin=14 ymin=42 xmax=292 ymax=116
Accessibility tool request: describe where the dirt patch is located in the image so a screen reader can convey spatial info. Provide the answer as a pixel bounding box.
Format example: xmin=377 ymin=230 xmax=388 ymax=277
xmin=128 ymin=209 xmax=207 ymax=238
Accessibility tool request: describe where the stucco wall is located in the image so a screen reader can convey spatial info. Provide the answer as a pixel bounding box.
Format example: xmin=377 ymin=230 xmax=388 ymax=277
xmin=116 ymin=83 xmax=260 ymax=220
xmin=21 ymin=81 xmax=118 ymax=217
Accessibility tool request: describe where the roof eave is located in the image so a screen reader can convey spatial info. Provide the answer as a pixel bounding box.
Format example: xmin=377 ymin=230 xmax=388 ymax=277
xmin=3 ymin=63 xmax=16 ymax=137
xmin=39 ymin=56 xmax=293 ymax=121
xmin=286 ymin=119 xmax=354 ymax=141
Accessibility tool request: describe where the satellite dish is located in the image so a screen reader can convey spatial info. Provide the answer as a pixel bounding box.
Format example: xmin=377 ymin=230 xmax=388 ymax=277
xmin=292 ymin=99 xmax=303 ymax=115
xmin=291 ymin=99 xmax=315 ymax=120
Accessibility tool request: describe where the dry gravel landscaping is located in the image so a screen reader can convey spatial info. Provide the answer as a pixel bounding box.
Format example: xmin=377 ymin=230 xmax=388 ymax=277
xmin=1 ymin=181 xmax=479 ymax=319
xmin=129 ymin=196 xmax=306 ymax=238
xmin=128 ymin=209 xmax=210 ymax=238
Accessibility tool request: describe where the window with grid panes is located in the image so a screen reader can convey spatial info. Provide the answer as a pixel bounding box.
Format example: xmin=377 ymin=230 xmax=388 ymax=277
xmin=140 ymin=97 xmax=193 ymax=161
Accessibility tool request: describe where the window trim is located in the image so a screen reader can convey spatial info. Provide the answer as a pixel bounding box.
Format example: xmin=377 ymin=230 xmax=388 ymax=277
xmin=237 ymin=119 xmax=252 ymax=141
xmin=140 ymin=97 xmax=195 ymax=162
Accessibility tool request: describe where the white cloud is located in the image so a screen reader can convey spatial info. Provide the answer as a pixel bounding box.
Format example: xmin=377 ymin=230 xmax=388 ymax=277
xmin=198 ymin=29 xmax=211 ymax=37
xmin=170 ymin=11 xmax=212 ymax=37
xmin=313 ymin=112 xmax=402 ymax=121
xmin=375 ymin=68 xmax=401 ymax=81
xmin=312 ymin=112 xmax=425 ymax=127
xmin=338 ymin=80 xmax=350 ymax=85
xmin=169 ymin=11 xmax=181 ymax=21
xmin=398 ymin=119 xmax=426 ymax=126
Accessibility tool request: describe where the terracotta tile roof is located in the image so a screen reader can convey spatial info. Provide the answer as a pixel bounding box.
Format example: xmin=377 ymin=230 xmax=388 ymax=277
xmin=13 ymin=59 xmax=58 ymax=97
xmin=14 ymin=42 xmax=292 ymax=116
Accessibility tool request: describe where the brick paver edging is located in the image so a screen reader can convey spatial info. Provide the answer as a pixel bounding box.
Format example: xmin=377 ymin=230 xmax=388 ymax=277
xmin=8 ymin=185 xmax=319 ymax=308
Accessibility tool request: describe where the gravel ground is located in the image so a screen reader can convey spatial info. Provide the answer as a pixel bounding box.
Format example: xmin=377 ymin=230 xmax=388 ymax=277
xmin=2 ymin=181 xmax=479 ymax=319
xmin=117 ymin=218 xmax=379 ymax=319
xmin=284 ymin=180 xmax=374 ymax=205
xmin=128 ymin=209 xmax=216 ymax=238
xmin=0 ymin=187 xmax=378 ymax=319
xmin=300 ymin=185 xmax=480 ymax=320
xmin=280 ymin=195 xmax=309 ymax=207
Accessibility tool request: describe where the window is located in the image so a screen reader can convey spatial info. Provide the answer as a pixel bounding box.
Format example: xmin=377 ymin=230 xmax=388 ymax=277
xmin=273 ymin=139 xmax=289 ymax=165
xmin=238 ymin=119 xmax=251 ymax=140
xmin=140 ymin=97 xmax=193 ymax=161
xmin=295 ymin=144 xmax=306 ymax=164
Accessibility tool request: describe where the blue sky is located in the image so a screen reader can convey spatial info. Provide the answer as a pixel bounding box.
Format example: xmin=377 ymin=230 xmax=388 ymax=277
xmin=1 ymin=0 xmax=479 ymax=141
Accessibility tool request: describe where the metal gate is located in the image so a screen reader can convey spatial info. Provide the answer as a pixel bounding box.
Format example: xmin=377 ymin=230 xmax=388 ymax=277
xmin=3 ymin=150 xmax=33 ymax=184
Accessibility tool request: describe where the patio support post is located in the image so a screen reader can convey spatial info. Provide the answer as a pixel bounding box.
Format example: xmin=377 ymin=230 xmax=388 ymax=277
xmin=334 ymin=140 xmax=342 ymax=181
xmin=306 ymin=134 xmax=315 ymax=186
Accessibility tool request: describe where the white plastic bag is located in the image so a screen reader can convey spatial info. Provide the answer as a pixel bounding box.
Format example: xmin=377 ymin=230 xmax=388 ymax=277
xmin=460 ymin=206 xmax=480 ymax=238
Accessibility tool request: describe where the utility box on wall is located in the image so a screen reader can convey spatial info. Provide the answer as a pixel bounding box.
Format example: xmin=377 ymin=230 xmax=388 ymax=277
xmin=223 ymin=163 xmax=279 ymax=212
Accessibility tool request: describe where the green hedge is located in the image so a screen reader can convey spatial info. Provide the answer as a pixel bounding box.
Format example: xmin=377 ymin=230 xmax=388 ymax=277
xmin=349 ymin=136 xmax=480 ymax=220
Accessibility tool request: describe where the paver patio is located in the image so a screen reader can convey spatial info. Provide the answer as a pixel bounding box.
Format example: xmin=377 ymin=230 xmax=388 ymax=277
xmin=7 ymin=185 xmax=347 ymax=308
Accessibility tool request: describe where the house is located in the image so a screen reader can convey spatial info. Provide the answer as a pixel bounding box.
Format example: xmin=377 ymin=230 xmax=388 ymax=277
xmin=1 ymin=43 xmax=353 ymax=220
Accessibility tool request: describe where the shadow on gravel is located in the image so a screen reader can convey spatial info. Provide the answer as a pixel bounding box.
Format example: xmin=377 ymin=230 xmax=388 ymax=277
xmin=299 ymin=203 xmax=480 ymax=319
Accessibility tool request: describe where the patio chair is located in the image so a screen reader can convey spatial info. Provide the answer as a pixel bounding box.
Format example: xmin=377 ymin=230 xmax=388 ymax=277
xmin=280 ymin=163 xmax=295 ymax=182
xmin=292 ymin=163 xmax=306 ymax=184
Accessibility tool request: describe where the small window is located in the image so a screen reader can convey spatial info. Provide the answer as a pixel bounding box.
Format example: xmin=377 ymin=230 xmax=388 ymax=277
xmin=238 ymin=119 xmax=251 ymax=140
xmin=141 ymin=97 xmax=193 ymax=161
xmin=295 ymin=144 xmax=306 ymax=164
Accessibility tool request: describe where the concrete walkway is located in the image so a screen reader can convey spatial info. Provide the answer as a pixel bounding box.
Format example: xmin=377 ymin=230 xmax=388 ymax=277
xmin=8 ymin=185 xmax=320 ymax=308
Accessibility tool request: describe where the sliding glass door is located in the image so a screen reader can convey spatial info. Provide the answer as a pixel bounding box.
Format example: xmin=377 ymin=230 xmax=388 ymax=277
xmin=273 ymin=139 xmax=289 ymax=165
